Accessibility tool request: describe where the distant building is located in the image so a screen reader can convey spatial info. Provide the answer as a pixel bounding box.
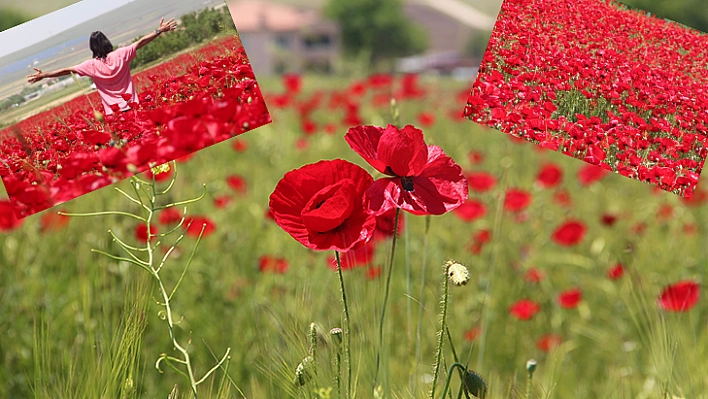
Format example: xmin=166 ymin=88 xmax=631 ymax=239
xmin=397 ymin=1 xmax=495 ymax=77
xmin=226 ymin=0 xmax=340 ymax=76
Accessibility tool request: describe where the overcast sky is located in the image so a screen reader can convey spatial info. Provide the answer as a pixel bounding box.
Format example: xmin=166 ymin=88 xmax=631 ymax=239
xmin=0 ymin=0 xmax=133 ymax=58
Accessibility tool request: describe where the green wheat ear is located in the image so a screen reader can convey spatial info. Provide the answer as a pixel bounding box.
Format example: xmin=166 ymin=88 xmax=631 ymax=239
xmin=294 ymin=356 xmax=315 ymax=387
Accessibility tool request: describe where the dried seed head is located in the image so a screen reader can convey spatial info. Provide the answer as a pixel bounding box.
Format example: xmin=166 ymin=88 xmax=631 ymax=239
xmin=462 ymin=369 xmax=487 ymax=398
xmin=445 ymin=260 xmax=470 ymax=286
xmin=526 ymin=359 xmax=537 ymax=376
xmin=294 ymin=356 xmax=315 ymax=387
xmin=330 ymin=327 xmax=343 ymax=346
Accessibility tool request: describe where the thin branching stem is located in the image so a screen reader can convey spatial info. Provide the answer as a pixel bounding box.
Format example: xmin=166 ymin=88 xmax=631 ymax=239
xmin=58 ymin=210 xmax=146 ymax=222
xmin=169 ymin=224 xmax=205 ymax=300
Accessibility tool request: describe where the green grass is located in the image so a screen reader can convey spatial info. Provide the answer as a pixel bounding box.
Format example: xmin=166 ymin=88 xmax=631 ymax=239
xmin=1 ymin=73 xmax=708 ymax=399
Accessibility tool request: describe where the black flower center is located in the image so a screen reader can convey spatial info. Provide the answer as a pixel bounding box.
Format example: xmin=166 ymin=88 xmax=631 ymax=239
xmin=401 ymin=176 xmax=414 ymax=191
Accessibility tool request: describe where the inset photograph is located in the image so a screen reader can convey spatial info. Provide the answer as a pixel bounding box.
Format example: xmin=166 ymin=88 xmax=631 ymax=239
xmin=0 ymin=0 xmax=271 ymax=219
xmin=463 ymin=0 xmax=708 ymax=198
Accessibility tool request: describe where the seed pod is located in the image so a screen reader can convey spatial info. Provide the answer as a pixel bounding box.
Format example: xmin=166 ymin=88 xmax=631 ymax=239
xmin=445 ymin=260 xmax=470 ymax=286
xmin=526 ymin=359 xmax=537 ymax=376
xmin=330 ymin=327 xmax=343 ymax=346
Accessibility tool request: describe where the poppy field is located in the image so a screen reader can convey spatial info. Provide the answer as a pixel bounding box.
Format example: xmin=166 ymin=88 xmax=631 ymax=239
xmin=464 ymin=0 xmax=708 ymax=198
xmin=1 ymin=70 xmax=708 ymax=399
xmin=0 ymin=34 xmax=270 ymax=219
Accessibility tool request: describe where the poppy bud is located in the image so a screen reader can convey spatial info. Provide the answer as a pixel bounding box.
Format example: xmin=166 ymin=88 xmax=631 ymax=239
xmin=462 ymin=369 xmax=487 ymax=398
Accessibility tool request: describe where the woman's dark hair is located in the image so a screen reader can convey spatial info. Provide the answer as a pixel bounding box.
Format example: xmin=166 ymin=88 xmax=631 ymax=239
xmin=89 ymin=31 xmax=113 ymax=60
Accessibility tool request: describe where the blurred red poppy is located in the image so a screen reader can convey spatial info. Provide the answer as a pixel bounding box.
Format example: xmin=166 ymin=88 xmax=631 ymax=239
xmin=467 ymin=171 xmax=496 ymax=192
xmin=39 ymin=210 xmax=70 ymax=233
xmin=259 ymin=255 xmax=288 ymax=274
xmin=0 ymin=201 xmax=22 ymax=231
xmin=159 ymin=208 xmax=183 ymax=225
xmin=552 ymin=219 xmax=586 ymax=246
xmin=524 ymin=268 xmax=545 ymax=283
xmin=464 ymin=326 xmax=482 ymax=342
xmin=607 ymin=263 xmax=624 ymax=280
xmin=536 ymin=163 xmax=563 ymax=188
xmin=269 ymin=159 xmax=376 ymax=252
xmin=578 ymin=164 xmax=609 ymax=185
xmin=509 ymin=299 xmax=541 ymax=320
xmin=537 ymin=334 xmax=562 ymax=352
xmin=658 ymin=280 xmax=700 ymax=312
xmin=136 ymin=223 xmax=158 ymax=242
xmin=366 ymin=266 xmax=382 ymax=280
xmin=504 ymin=188 xmax=532 ymax=212
xmin=454 ymin=199 xmax=487 ymax=222
xmin=185 ymin=216 xmax=216 ymax=237
xmin=558 ymin=288 xmax=582 ymax=308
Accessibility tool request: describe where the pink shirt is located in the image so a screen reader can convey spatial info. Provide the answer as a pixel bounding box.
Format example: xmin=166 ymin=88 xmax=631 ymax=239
xmin=73 ymin=43 xmax=139 ymax=115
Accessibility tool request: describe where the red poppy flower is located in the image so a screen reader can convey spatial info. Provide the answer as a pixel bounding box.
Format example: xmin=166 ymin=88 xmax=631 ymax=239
xmin=184 ymin=216 xmax=216 ymax=237
xmin=0 ymin=200 xmax=22 ymax=231
xmin=607 ymin=263 xmax=624 ymax=280
xmin=283 ymin=73 xmax=302 ymax=94
xmin=226 ymin=175 xmax=247 ymax=194
xmin=454 ymin=199 xmax=487 ymax=222
xmin=578 ymin=164 xmax=609 ymax=185
xmin=373 ymin=208 xmax=404 ymax=241
xmin=327 ymin=240 xmax=376 ymax=270
xmin=214 ymin=195 xmax=232 ymax=209
xmin=417 ymin=112 xmax=435 ymax=127
xmin=232 ymin=140 xmax=248 ymax=152
xmin=600 ymin=213 xmax=618 ymax=227
xmin=658 ymin=280 xmax=700 ymax=312
xmin=537 ymin=334 xmax=562 ymax=352
xmin=366 ymin=266 xmax=381 ymax=280
xmin=269 ymin=159 xmax=376 ymax=252
xmin=469 ymin=229 xmax=491 ymax=255
xmin=536 ymin=163 xmax=562 ymax=188
xmin=504 ymin=188 xmax=532 ymax=212
xmin=344 ymin=124 xmax=468 ymax=216
xmin=259 ymin=255 xmax=288 ymax=274
xmin=468 ymin=151 xmax=484 ymax=165
xmin=509 ymin=299 xmax=541 ymax=320
xmin=159 ymin=208 xmax=183 ymax=225
xmin=136 ymin=223 xmax=158 ymax=242
xmin=552 ymin=219 xmax=586 ymax=246
xmin=524 ymin=268 xmax=544 ymax=283
xmin=558 ymin=288 xmax=582 ymax=309
xmin=553 ymin=190 xmax=572 ymax=207
xmin=464 ymin=326 xmax=482 ymax=342
xmin=39 ymin=210 xmax=70 ymax=232
xmin=467 ymin=171 xmax=496 ymax=192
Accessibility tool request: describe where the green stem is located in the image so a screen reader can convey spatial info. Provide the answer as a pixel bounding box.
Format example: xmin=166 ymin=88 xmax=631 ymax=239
xmin=439 ymin=363 xmax=467 ymax=399
xmin=414 ymin=215 xmax=432 ymax=393
xmin=373 ymin=207 xmax=401 ymax=390
xmin=335 ymin=251 xmax=351 ymax=399
xmin=526 ymin=373 xmax=532 ymax=399
xmin=430 ymin=267 xmax=450 ymax=399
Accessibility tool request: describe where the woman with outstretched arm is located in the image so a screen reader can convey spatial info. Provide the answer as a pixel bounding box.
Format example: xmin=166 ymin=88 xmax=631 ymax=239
xmin=26 ymin=17 xmax=178 ymax=115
